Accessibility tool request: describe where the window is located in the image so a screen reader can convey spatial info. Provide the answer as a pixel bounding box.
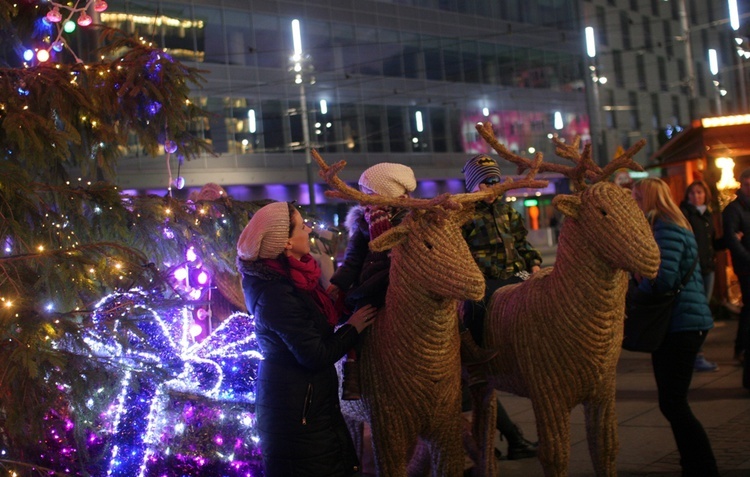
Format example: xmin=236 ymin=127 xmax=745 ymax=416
xmin=651 ymin=93 xmax=661 ymax=128
xmin=613 ymin=50 xmax=624 ymax=88
xmin=663 ymin=20 xmax=673 ymax=57
xmin=620 ymin=12 xmax=632 ymax=51
xmin=629 ymin=92 xmax=640 ymax=130
xmin=387 ymin=106 xmax=406 ymax=152
xmin=658 ymin=56 xmax=668 ymax=91
xmin=636 ymin=55 xmax=647 ymax=90
xmin=596 ymin=7 xmax=609 ymax=46
xmin=643 ymin=16 xmax=653 ymax=51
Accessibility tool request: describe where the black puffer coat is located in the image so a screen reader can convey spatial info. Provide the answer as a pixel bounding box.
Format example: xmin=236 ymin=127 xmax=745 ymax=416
xmin=330 ymin=206 xmax=407 ymax=310
xmin=239 ymin=259 xmax=360 ymax=477
xmin=723 ymin=191 xmax=750 ymax=276
xmin=680 ymin=201 xmax=716 ymax=273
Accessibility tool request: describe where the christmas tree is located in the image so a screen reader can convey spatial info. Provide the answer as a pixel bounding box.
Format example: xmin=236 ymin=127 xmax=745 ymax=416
xmin=0 ymin=1 xmax=346 ymax=475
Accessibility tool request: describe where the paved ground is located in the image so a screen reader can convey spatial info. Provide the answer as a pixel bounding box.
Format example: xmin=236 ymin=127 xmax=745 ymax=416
xmin=495 ymin=317 xmax=750 ymax=476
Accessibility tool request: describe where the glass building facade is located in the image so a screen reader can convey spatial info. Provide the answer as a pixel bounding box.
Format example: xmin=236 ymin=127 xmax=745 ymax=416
xmin=105 ymin=0 xmax=590 ymax=203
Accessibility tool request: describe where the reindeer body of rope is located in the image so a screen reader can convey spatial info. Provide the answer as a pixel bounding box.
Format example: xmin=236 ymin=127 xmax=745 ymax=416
xmin=314 ymin=149 xmax=547 ymax=477
xmin=472 ymin=122 xmax=661 ymax=477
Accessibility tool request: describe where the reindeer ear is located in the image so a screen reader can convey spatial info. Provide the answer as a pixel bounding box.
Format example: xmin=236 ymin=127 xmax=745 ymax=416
xmin=553 ymin=194 xmax=581 ymax=219
xmin=370 ymin=224 xmax=410 ymax=252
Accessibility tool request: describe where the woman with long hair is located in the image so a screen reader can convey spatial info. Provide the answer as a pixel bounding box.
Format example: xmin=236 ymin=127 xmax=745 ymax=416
xmin=237 ymin=201 xmax=377 ymax=476
xmin=680 ymin=180 xmax=719 ymax=372
xmin=632 ymin=178 xmax=718 ymax=477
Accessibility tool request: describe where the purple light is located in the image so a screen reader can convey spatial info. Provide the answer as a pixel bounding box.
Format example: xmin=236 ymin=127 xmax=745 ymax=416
xmin=196 ymin=270 xmax=209 ymax=285
xmin=174 ymin=267 xmax=188 ymax=281
xmin=214 ymin=435 xmax=224 ymax=445
xmin=186 ymin=246 xmax=197 ymax=262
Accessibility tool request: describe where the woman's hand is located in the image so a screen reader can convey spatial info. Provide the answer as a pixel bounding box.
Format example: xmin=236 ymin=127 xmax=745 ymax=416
xmin=326 ymin=283 xmax=340 ymax=301
xmin=346 ymin=304 xmax=378 ymax=333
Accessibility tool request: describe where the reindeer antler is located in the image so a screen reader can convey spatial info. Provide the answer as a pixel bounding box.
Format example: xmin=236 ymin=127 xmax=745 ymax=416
xmin=313 ymin=148 xmax=548 ymax=212
xmin=475 ymin=122 xmax=646 ymax=191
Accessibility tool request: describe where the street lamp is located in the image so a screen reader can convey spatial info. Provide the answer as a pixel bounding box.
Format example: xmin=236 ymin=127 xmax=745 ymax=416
xmin=584 ymin=26 xmax=607 ymax=166
xmin=708 ymin=49 xmax=724 ymax=115
xmin=290 ymin=19 xmax=317 ymax=214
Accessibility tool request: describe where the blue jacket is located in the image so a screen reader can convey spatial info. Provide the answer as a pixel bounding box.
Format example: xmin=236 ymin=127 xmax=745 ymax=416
xmin=638 ymin=219 xmax=713 ymax=333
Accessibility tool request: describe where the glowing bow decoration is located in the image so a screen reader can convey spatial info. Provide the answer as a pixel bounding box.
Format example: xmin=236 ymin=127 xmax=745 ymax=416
xmin=85 ymin=291 xmax=262 ymax=477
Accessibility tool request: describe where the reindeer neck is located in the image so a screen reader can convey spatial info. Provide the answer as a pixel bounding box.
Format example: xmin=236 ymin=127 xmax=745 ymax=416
xmin=385 ymin=262 xmax=457 ymax=331
xmin=553 ymin=225 xmax=621 ymax=284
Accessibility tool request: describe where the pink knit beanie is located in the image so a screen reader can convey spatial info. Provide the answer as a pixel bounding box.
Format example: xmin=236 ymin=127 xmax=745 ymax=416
xmin=237 ymin=202 xmax=290 ymax=261
xmin=358 ymin=163 xmax=416 ymax=197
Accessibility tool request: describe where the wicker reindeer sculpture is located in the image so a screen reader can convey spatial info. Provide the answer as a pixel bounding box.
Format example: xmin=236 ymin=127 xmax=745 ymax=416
xmin=313 ymin=149 xmax=547 ymax=477
xmin=472 ymin=122 xmax=661 ymax=477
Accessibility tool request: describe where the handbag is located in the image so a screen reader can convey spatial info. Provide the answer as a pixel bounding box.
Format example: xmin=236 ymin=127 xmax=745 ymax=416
xmin=622 ymin=257 xmax=698 ymax=352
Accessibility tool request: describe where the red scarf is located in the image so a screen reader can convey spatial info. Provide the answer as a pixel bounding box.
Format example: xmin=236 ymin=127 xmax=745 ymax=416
xmin=263 ymin=254 xmax=340 ymax=327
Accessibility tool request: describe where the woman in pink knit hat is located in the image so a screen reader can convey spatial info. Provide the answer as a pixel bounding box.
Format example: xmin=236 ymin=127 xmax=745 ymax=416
xmin=237 ymin=201 xmax=377 ymax=477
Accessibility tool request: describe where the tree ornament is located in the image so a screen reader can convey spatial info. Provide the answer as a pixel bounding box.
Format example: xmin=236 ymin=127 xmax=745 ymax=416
xmin=174 ymin=176 xmax=185 ymax=190
xmin=94 ymin=0 xmax=108 ymax=13
xmin=164 ymin=140 xmax=178 ymax=154
xmin=46 ymin=7 xmax=63 ymax=23
xmin=52 ymin=40 xmax=64 ymax=52
xmin=77 ymin=13 xmax=92 ymax=27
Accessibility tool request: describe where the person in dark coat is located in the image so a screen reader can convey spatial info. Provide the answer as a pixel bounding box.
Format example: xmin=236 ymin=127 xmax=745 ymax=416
xmin=722 ymin=168 xmax=750 ymax=376
xmin=680 ymin=180 xmax=719 ymax=372
xmin=237 ymin=201 xmax=377 ymax=477
xmin=632 ymin=178 xmax=718 ymax=477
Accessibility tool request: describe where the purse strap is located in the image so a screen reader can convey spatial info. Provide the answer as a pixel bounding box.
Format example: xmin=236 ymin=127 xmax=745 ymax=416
xmin=676 ymin=256 xmax=699 ymax=292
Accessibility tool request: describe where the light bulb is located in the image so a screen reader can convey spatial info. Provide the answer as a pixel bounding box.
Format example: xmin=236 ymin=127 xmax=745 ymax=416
xmin=94 ymin=0 xmax=108 ymax=12
xmin=164 ymin=140 xmax=178 ymax=154
xmin=46 ymin=7 xmax=62 ymax=23
xmin=77 ymin=13 xmax=92 ymax=27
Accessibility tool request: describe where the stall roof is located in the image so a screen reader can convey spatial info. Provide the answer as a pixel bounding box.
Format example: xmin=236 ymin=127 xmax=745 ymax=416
xmin=650 ymin=114 xmax=750 ymax=165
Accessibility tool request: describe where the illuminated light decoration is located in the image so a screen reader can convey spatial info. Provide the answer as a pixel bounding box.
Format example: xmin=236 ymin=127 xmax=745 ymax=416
xmin=164 ymin=140 xmax=178 ymax=154
xmin=46 ymin=7 xmax=63 ymax=23
xmin=701 ymin=114 xmax=750 ymax=128
xmin=63 ymin=20 xmax=76 ymax=33
xmin=86 ymin=292 xmax=263 ymax=477
xmin=77 ymin=13 xmax=93 ymax=27
xmin=146 ymin=101 xmax=162 ymax=115
xmin=94 ymin=0 xmax=109 ymax=13
xmin=186 ymin=246 xmax=197 ymax=262
xmin=100 ymin=12 xmax=204 ymax=29
xmin=173 ymin=267 xmax=189 ymax=281
xmin=23 ymin=49 xmax=34 ymax=62
xmin=716 ymin=157 xmax=741 ymax=190
xmin=174 ymin=176 xmax=185 ymax=190
xmin=37 ymin=49 xmax=50 ymax=63
xmin=52 ymin=40 xmax=65 ymax=52
xmin=195 ymin=270 xmax=209 ymax=286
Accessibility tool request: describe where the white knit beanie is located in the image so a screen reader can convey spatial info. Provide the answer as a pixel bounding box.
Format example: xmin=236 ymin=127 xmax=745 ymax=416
xmin=358 ymin=163 xmax=417 ymax=198
xmin=237 ymin=202 xmax=290 ymax=261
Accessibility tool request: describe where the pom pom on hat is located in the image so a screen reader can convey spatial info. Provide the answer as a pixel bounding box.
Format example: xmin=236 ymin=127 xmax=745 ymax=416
xmin=237 ymin=202 xmax=290 ymax=261
xmin=358 ymin=163 xmax=417 ymax=198
xmin=462 ymin=154 xmax=502 ymax=192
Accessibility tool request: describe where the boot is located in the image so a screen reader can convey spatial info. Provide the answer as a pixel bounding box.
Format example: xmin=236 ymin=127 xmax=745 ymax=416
xmin=459 ymin=329 xmax=498 ymax=366
xmin=506 ymin=424 xmax=538 ymax=461
xmin=341 ymin=360 xmax=362 ymax=401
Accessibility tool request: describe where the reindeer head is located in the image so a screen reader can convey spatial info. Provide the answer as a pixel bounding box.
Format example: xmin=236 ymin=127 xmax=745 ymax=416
xmin=475 ymin=121 xmax=660 ymax=279
xmin=312 ymin=149 xmax=549 ymax=302
xmin=554 ymin=183 xmax=660 ymax=278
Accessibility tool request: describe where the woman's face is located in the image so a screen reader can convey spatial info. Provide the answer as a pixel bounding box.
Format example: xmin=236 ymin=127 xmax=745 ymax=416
xmin=688 ymin=186 xmax=706 ymax=207
xmin=285 ymin=210 xmax=312 ymax=260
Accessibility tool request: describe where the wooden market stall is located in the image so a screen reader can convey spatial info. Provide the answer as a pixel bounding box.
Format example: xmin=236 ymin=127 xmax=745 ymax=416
xmin=650 ymin=114 xmax=750 ymax=311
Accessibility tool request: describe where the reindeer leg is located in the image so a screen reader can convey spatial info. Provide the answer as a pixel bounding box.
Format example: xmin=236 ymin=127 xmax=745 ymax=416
xmin=469 ymin=384 xmax=497 ymax=477
xmin=583 ymin=396 xmax=618 ymax=477
xmin=370 ymin=411 xmax=415 ymax=477
xmin=420 ymin=414 xmax=464 ymax=477
xmin=532 ymin=395 xmax=572 ymax=477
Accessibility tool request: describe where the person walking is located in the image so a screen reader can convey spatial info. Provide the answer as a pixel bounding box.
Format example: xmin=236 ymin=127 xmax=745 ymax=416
xmin=632 ymin=178 xmax=719 ymax=477
xmin=680 ymin=180 xmax=719 ymax=372
xmin=461 ymin=153 xmax=540 ymax=460
xmin=722 ymin=168 xmax=750 ymax=371
xmin=237 ymin=201 xmax=377 ymax=476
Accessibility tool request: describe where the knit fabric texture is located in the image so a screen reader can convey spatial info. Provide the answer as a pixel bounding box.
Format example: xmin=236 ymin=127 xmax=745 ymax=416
xmin=237 ymin=201 xmax=290 ymax=261
xmin=358 ymin=163 xmax=416 ymax=198
xmin=462 ymin=154 xmax=502 ymax=192
xmin=365 ymin=206 xmax=393 ymax=240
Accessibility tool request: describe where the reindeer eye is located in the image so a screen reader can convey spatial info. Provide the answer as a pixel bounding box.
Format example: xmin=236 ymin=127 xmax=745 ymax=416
xmin=423 ymin=240 xmax=433 ymax=250
xmin=600 ymin=208 xmax=608 ymax=217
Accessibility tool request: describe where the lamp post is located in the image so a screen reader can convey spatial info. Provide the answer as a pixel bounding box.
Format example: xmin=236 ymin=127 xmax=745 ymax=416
xmin=291 ymin=19 xmax=316 ymax=214
xmin=584 ymin=26 xmax=607 ymax=166
xmin=709 ymin=49 xmax=724 ymax=115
